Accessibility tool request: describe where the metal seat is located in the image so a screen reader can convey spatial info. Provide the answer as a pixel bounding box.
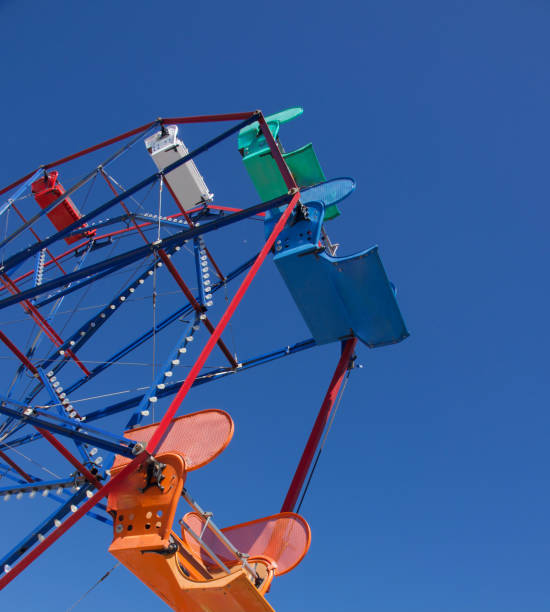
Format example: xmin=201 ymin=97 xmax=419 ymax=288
xmin=266 ymin=201 xmax=409 ymax=347
xmin=107 ymin=410 xmax=310 ymax=612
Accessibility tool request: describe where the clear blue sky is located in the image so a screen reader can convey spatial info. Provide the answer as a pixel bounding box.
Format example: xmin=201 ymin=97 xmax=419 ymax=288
xmin=0 ymin=1 xmax=548 ymax=611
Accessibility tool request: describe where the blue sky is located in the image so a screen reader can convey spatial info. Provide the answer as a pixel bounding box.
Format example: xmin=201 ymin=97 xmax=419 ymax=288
xmin=0 ymin=1 xmax=549 ymax=611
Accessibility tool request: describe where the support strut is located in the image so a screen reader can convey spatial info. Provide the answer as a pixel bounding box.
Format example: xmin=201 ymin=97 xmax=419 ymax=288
xmin=281 ymin=337 xmax=358 ymax=512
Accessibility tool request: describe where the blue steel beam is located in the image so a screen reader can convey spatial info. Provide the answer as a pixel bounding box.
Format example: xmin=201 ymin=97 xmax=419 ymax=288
xmin=0 ymin=170 xmax=43 ymax=218
xmin=0 ymin=190 xmax=292 ymax=310
xmin=0 ymin=396 xmax=131 ymax=448
xmin=0 ymin=486 xmax=90 ymax=571
xmin=0 ymin=122 xmax=159 ymax=252
xmin=126 ymin=315 xmax=201 ymax=429
xmin=60 ymin=253 xmax=257 ymax=397
xmin=27 ymin=248 xmax=180 ymax=401
xmin=0 ymin=404 xmax=135 ymax=457
xmin=0 ymin=115 xmax=258 ymax=274
xmin=85 ymin=338 xmax=317 ymax=422
xmin=0 ymin=478 xmax=78 ymax=496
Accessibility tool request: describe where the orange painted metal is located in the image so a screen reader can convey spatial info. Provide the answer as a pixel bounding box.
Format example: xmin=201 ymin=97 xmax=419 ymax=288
xmin=107 ymin=451 xmax=277 ymax=612
xmin=182 ymin=511 xmax=311 ymax=577
xmin=111 ymin=409 xmax=234 ymax=471
xmin=106 ymin=407 xmax=310 ymax=612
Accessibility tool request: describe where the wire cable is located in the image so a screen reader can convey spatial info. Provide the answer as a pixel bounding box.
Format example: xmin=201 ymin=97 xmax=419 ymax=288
xmin=63 ymin=562 xmax=120 ymax=612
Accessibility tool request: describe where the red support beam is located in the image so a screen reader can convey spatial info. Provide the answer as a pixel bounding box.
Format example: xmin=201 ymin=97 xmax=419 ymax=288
xmin=157 ymin=249 xmax=238 ymax=369
xmin=0 ymin=450 xmax=35 ymax=483
xmin=258 ymin=115 xmax=298 ymax=191
xmin=11 ymin=205 xmax=66 ymax=275
xmin=146 ymin=191 xmax=301 ymax=454
xmin=281 ymin=337 xmax=358 ymax=512
xmin=0 ymin=329 xmax=38 ymax=375
xmin=160 ymin=111 xmax=256 ymax=125
xmin=1 ymin=274 xmax=91 ymax=377
xmin=0 ymin=330 xmax=99 ymax=489
xmin=36 ymin=428 xmax=102 ymax=490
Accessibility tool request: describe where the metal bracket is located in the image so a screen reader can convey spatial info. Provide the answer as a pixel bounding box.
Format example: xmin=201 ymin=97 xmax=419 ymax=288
xmin=140 ymin=457 xmax=166 ymax=493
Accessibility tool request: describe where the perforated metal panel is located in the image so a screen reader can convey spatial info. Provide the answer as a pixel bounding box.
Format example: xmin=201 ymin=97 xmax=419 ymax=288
xmin=112 ymin=409 xmax=233 ymax=470
xmin=183 ymin=511 xmax=311 ymax=576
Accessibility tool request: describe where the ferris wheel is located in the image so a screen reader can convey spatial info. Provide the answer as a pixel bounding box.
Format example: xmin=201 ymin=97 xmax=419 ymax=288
xmin=0 ymin=108 xmax=408 ymax=611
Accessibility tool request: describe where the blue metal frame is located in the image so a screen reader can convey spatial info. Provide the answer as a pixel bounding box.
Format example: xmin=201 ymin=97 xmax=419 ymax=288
xmin=0 ymin=115 xmax=258 ymax=273
xmin=84 ymin=338 xmax=316 ymax=422
xmin=0 ymin=191 xmax=293 ymax=311
xmin=0 ymin=169 xmax=43 ymax=218
xmin=0 ymin=403 xmax=136 ymax=457
xmin=0 ymin=122 xmax=160 ymax=252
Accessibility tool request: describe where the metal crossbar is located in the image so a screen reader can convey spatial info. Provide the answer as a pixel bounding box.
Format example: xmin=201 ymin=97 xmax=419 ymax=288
xmin=181 ymin=488 xmax=258 ymax=581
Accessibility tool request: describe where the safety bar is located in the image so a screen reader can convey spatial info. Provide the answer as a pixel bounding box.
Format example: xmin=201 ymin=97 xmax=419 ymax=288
xmin=181 ymin=488 xmax=259 ymax=581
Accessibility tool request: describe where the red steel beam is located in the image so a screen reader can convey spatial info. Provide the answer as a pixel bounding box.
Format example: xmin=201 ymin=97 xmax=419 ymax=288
xmin=0 ymin=449 xmax=35 ymax=483
xmin=11 ymin=205 xmax=66 ymax=275
xmin=145 ymin=190 xmax=301 ymax=455
xmin=258 ymin=114 xmax=298 ymax=191
xmin=1 ymin=274 xmax=91 ymax=376
xmin=160 ymin=112 xmax=256 ymax=125
xmin=0 ymin=332 xmax=99 ymax=489
xmin=0 ymin=329 xmax=38 ymax=375
xmin=36 ymin=428 xmax=102 ymax=490
xmin=157 ymin=249 xmax=238 ymax=369
xmin=281 ymin=337 xmax=358 ymax=512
